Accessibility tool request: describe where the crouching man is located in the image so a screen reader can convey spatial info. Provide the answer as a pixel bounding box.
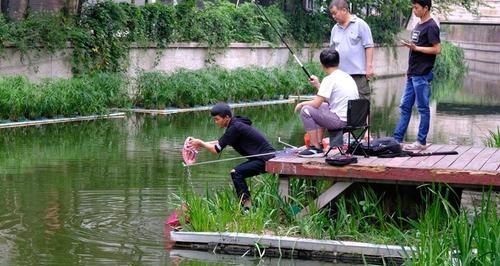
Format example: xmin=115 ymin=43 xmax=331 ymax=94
xmin=189 ymin=103 xmax=275 ymax=210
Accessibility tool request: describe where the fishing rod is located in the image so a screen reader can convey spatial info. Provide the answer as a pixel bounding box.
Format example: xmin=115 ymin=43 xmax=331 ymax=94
xmin=182 ymin=151 xmax=277 ymax=167
xmin=182 ymin=137 xmax=301 ymax=167
xmin=252 ymin=0 xmax=312 ymax=79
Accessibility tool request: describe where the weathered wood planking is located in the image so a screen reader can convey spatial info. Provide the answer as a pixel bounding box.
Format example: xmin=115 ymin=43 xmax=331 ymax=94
xmin=0 ymin=112 xmax=126 ymax=129
xmin=171 ymin=231 xmax=413 ymax=259
xmin=465 ymin=147 xmax=498 ymax=171
xmin=432 ymin=146 xmax=472 ymax=169
xmin=416 ymin=144 xmax=459 ymax=168
xmin=480 ymin=149 xmax=500 ymax=172
xmin=267 ymin=145 xmax=500 ymax=188
xmin=449 ymin=147 xmax=485 ymax=170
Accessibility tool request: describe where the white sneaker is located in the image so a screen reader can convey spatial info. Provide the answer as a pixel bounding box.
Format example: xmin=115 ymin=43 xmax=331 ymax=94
xmin=404 ymin=141 xmax=426 ymax=150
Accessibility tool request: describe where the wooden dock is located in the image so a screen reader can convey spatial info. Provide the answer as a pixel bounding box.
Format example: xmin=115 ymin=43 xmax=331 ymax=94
xmin=266 ymin=144 xmax=499 ymax=216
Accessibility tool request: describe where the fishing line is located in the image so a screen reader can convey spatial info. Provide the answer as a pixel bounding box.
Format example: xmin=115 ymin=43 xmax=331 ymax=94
xmin=252 ymin=0 xmax=311 ymax=79
xmin=182 ymin=151 xmax=278 ymax=167
xmin=182 ymin=137 xmax=300 ymax=167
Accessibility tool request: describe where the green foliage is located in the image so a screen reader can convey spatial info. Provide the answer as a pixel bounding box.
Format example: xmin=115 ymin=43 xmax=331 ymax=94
xmin=0 ymin=0 xmax=490 ymax=75
xmin=483 ymin=126 xmax=500 ymax=148
xmin=179 ymin=175 xmax=499 ymax=264
xmin=0 ymin=14 xmax=10 ymax=55
xmin=434 ymin=41 xmax=468 ymax=81
xmin=134 ymin=63 xmax=321 ymax=109
xmin=72 ymin=1 xmax=131 ymax=74
xmin=350 ymin=0 xmax=412 ymax=45
xmin=286 ymin=1 xmax=332 ymax=46
xmin=8 ymin=11 xmax=72 ymax=64
xmin=0 ymin=74 xmax=130 ymax=121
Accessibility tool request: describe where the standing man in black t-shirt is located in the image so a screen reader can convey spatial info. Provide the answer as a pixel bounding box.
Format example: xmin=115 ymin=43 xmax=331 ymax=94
xmin=189 ymin=103 xmax=275 ymax=210
xmin=394 ymin=0 xmax=440 ymax=150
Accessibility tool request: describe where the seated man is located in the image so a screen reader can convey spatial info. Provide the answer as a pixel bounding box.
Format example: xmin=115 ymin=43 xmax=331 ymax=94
xmin=189 ymin=103 xmax=275 ymax=209
xmin=295 ymin=48 xmax=359 ymax=157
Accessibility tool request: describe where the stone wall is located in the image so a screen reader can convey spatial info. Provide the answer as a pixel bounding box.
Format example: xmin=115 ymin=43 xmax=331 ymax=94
xmin=0 ymin=43 xmax=409 ymax=81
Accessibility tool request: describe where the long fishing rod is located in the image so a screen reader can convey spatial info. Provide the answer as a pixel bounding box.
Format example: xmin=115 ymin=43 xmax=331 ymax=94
xmin=182 ymin=151 xmax=277 ymax=167
xmin=182 ymin=137 xmax=301 ymax=167
xmin=252 ymin=0 xmax=311 ymax=79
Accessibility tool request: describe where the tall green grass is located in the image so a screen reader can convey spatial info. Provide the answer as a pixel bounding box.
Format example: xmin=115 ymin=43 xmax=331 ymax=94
xmin=175 ymin=175 xmax=499 ymax=264
xmin=0 ymin=63 xmax=321 ymax=121
xmin=0 ymin=73 xmax=130 ymax=121
xmin=483 ymin=126 xmax=500 ymax=148
xmin=134 ymin=63 xmax=321 ymax=109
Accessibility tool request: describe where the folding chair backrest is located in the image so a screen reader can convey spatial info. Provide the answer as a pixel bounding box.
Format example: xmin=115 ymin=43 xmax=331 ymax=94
xmin=347 ymin=99 xmax=370 ymax=127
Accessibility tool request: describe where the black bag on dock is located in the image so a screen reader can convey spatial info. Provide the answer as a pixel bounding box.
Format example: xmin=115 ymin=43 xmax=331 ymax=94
xmin=352 ymin=137 xmax=459 ymax=158
xmin=350 ymin=137 xmax=403 ymax=157
xmin=325 ymin=154 xmax=358 ymax=166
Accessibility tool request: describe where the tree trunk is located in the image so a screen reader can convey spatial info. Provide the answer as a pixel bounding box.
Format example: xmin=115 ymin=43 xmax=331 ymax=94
xmin=29 ymin=0 xmax=65 ymax=13
xmin=7 ymin=0 xmax=28 ymax=20
xmin=65 ymin=0 xmax=80 ymax=15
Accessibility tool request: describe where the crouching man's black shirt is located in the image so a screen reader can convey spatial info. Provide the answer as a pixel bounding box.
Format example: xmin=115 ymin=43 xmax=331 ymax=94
xmin=215 ymin=116 xmax=275 ymax=161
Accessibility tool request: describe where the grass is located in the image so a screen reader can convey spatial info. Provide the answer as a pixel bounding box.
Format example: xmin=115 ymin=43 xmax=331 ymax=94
xmin=0 ymin=73 xmax=131 ymax=121
xmin=0 ymin=62 xmax=321 ymax=121
xmin=134 ymin=63 xmax=321 ymax=109
xmin=483 ymin=126 xmax=500 ymax=148
xmin=174 ymin=174 xmax=499 ymax=264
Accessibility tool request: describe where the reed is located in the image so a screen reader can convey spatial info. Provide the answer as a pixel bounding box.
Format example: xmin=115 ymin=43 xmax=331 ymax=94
xmin=0 ymin=74 xmax=130 ymax=121
xmin=134 ymin=63 xmax=321 ymax=109
xmin=484 ymin=126 xmax=500 ymax=148
xmin=176 ymin=175 xmax=499 ymax=264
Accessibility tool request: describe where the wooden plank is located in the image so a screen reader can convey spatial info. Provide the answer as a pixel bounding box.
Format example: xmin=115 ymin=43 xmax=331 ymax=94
xmin=266 ymin=157 xmax=500 ymax=187
xmin=356 ymin=156 xmax=380 ymax=165
xmin=171 ymin=232 xmax=413 ymax=258
xmin=461 ymin=190 xmax=500 ymax=222
xmin=480 ymin=149 xmax=500 ymax=172
xmin=416 ymin=144 xmax=459 ymax=168
xmin=464 ymin=147 xmax=498 ymax=171
xmin=0 ymin=112 xmax=125 ymax=129
xmin=278 ymin=176 xmax=290 ymax=202
xmin=401 ymin=144 xmax=442 ymax=167
xmin=297 ymin=182 xmax=352 ymax=218
xmin=370 ymin=156 xmax=411 ymax=168
xmin=433 ymin=146 xmax=472 ymax=169
xmin=449 ymin=147 xmax=485 ymax=170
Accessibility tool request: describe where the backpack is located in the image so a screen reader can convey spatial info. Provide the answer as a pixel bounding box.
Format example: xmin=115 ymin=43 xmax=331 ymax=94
xmin=350 ymin=137 xmax=404 ymax=157
xmin=325 ymin=154 xmax=358 ymax=166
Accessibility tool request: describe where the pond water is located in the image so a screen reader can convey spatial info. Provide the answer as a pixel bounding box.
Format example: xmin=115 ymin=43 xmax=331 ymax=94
xmin=0 ymin=75 xmax=499 ymax=265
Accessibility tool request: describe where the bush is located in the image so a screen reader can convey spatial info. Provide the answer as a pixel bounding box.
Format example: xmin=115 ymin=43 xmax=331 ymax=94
xmin=134 ymin=64 xmax=319 ymax=109
xmin=0 ymin=74 xmax=130 ymax=121
xmin=434 ymin=41 xmax=468 ymax=80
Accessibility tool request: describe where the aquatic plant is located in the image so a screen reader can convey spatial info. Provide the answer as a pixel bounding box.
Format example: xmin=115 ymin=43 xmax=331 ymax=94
xmin=176 ymin=174 xmax=499 ymax=264
xmin=483 ymin=126 xmax=500 ymax=148
xmin=0 ymin=74 xmax=130 ymax=121
xmin=134 ymin=63 xmax=321 ymax=109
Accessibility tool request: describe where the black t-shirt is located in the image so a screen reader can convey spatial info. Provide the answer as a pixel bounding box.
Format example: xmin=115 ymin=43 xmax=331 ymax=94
xmin=215 ymin=116 xmax=275 ymax=161
xmin=407 ymin=19 xmax=440 ymax=76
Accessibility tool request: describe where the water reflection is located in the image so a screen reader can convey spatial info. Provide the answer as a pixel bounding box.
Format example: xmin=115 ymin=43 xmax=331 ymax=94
xmin=0 ymin=76 xmax=498 ymax=265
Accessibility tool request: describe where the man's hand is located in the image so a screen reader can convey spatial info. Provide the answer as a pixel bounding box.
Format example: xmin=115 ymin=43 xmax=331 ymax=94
xmin=188 ymin=138 xmax=203 ymax=149
xmin=294 ymin=102 xmax=304 ymax=113
xmin=366 ymin=64 xmax=374 ymax=79
xmin=401 ymin=40 xmax=417 ymax=51
xmin=308 ymin=75 xmax=320 ymax=89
